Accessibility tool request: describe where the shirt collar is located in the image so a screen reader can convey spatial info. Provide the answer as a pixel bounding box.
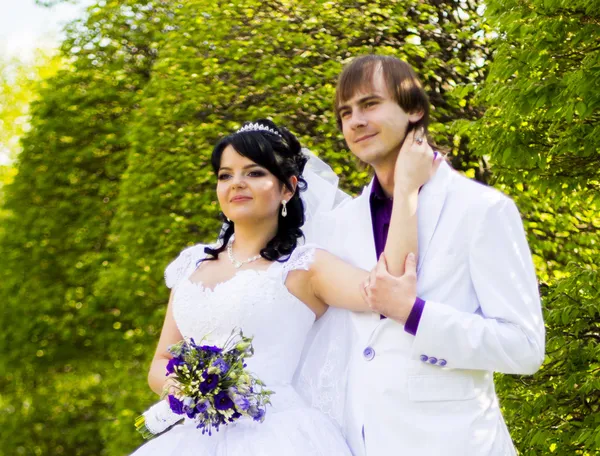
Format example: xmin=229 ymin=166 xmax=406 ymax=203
xmin=370 ymin=173 xmax=391 ymax=202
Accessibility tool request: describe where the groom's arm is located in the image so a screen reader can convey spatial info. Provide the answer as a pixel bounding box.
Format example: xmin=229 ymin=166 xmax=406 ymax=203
xmin=410 ymin=197 xmax=545 ymax=374
xmin=368 ymin=197 xmax=545 ymax=375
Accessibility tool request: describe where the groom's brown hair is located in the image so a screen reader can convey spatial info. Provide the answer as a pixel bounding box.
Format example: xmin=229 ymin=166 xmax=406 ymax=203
xmin=334 ymin=55 xmax=431 ymax=136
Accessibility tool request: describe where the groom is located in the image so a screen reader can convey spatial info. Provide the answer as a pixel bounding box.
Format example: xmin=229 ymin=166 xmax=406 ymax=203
xmin=324 ymin=55 xmax=545 ymax=455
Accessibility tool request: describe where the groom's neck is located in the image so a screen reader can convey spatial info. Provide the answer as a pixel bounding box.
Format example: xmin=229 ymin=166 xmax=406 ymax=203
xmin=372 ymin=159 xmax=396 ymax=199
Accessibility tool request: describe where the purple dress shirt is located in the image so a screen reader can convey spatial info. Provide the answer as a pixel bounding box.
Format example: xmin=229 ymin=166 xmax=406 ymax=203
xmin=369 ymin=175 xmax=425 ymax=335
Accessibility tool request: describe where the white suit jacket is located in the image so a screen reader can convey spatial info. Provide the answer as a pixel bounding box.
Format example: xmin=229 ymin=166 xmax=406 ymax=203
xmin=316 ymin=161 xmax=545 ymax=456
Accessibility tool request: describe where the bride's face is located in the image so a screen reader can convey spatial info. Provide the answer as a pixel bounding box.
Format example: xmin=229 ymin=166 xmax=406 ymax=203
xmin=217 ymin=145 xmax=293 ymax=224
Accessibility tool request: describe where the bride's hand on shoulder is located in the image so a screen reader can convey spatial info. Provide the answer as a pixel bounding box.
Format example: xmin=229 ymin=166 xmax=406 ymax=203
xmin=394 ymin=128 xmax=441 ymax=196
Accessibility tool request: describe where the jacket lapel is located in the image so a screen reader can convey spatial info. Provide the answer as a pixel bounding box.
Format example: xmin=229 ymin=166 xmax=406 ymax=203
xmin=416 ymin=160 xmax=453 ymax=273
xmin=347 ymin=165 xmax=453 ymax=273
xmin=352 ymin=182 xmax=378 ymax=269
xmin=340 ymin=182 xmax=381 ymax=336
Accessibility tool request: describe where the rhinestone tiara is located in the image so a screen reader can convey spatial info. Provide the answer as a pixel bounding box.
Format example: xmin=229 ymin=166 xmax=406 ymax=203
xmin=236 ymin=122 xmax=282 ymax=137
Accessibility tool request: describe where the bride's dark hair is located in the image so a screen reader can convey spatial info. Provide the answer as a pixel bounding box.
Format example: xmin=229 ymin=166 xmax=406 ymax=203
xmin=204 ymin=119 xmax=308 ymax=262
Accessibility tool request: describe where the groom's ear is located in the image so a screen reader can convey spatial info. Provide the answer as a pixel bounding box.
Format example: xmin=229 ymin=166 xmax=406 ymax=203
xmin=408 ymin=111 xmax=424 ymax=124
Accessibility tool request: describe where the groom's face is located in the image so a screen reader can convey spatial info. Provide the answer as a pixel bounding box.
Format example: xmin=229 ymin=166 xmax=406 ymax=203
xmin=337 ymin=70 xmax=420 ymax=167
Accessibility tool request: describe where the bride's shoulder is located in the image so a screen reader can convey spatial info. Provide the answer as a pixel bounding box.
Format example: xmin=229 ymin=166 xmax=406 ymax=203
xmin=280 ymin=243 xmax=334 ymax=277
xmin=164 ymin=242 xmax=217 ymax=289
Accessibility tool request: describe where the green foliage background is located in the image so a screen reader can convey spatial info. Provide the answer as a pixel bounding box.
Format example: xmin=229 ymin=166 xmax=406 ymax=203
xmin=466 ymin=0 xmax=600 ymax=453
xmin=0 ymin=0 xmax=597 ymax=455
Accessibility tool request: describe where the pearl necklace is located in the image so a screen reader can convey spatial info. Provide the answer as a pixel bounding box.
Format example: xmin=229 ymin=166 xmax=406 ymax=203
xmin=227 ymin=240 xmax=262 ymax=269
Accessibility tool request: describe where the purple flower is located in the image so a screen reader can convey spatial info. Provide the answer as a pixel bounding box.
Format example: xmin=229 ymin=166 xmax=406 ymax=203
xmin=212 ymin=358 xmax=229 ymax=374
xmin=165 ymin=357 xmax=184 ymax=375
xmin=199 ymin=373 xmax=219 ymax=394
xmin=196 ymin=400 xmax=209 ymax=414
xmin=182 ymin=397 xmax=195 ymax=418
xmin=253 ymin=408 xmax=265 ymax=422
xmin=228 ymin=411 xmax=242 ymax=422
xmin=233 ymin=395 xmax=250 ymax=411
xmin=214 ymin=391 xmax=234 ymax=411
xmin=168 ymin=395 xmax=185 ymax=415
xmin=200 ymin=345 xmax=222 ymax=354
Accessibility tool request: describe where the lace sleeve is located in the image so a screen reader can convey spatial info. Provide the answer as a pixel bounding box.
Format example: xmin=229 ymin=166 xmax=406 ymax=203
xmin=280 ymin=244 xmax=318 ymax=281
xmin=164 ymin=244 xmax=206 ymax=289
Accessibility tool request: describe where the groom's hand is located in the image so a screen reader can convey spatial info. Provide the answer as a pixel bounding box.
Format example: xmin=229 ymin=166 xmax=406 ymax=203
xmin=361 ymin=253 xmax=418 ymax=323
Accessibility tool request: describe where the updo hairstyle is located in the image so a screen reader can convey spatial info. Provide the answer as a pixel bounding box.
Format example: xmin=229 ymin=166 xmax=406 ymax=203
xmin=204 ymin=119 xmax=308 ymax=262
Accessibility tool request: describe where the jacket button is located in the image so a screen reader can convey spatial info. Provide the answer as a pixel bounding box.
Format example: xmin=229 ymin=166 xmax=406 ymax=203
xmin=438 ymin=359 xmax=447 ymax=367
xmin=419 ymin=354 xmax=428 ymax=362
xmin=428 ymin=357 xmax=438 ymax=364
xmin=363 ymin=347 xmax=375 ymax=361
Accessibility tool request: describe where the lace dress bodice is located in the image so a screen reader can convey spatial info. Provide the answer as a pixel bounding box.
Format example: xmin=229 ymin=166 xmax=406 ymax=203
xmin=165 ymin=244 xmax=316 ymax=390
xmin=131 ymin=243 xmax=353 ymax=456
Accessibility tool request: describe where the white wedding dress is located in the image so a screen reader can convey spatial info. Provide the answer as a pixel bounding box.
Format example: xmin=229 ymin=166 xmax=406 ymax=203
xmin=131 ymin=243 xmax=353 ymax=456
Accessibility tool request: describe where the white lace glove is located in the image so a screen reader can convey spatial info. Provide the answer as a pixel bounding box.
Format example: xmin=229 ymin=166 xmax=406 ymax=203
xmin=141 ymin=400 xmax=183 ymax=436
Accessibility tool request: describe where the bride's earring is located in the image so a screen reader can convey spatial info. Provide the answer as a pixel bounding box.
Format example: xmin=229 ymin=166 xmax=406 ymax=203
xmin=281 ymin=200 xmax=287 ymax=218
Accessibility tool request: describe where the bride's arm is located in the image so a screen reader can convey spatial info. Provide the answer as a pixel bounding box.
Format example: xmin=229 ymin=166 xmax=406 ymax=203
xmin=307 ymin=186 xmax=418 ymax=312
xmin=148 ymin=290 xmax=183 ymax=396
xmin=305 ymin=250 xmax=370 ymax=312
xmin=382 ymin=130 xmax=437 ymax=275
xmin=307 ymin=188 xmax=420 ymax=312
xmin=306 ymin=131 xmax=436 ymax=313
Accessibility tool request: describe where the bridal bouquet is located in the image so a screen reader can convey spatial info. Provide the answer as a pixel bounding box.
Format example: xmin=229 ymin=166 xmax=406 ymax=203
xmin=135 ymin=329 xmax=273 ymax=439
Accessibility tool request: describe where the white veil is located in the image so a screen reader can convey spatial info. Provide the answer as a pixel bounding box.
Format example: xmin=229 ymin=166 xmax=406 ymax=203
xmin=299 ymin=146 xmax=352 ymax=246
xmin=292 ymin=149 xmax=356 ymax=429
xmin=300 ymin=148 xmax=351 ymax=220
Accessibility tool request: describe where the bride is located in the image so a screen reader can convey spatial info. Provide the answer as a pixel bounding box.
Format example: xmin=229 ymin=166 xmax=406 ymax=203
xmin=131 ymin=119 xmax=436 ymax=455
